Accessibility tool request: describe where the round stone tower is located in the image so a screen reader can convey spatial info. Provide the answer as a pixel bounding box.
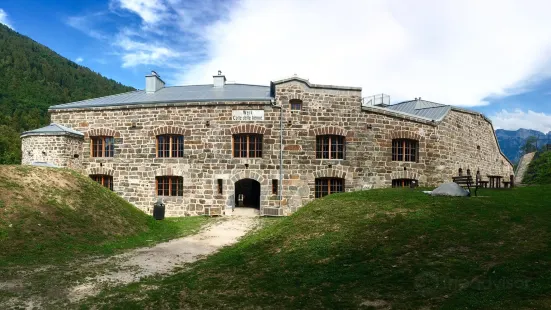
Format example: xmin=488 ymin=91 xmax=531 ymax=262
xmin=20 ymin=123 xmax=84 ymax=170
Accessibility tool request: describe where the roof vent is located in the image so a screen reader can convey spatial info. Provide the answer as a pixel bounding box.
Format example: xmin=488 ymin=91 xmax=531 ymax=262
xmin=145 ymin=71 xmax=165 ymax=93
xmin=213 ymin=70 xmax=226 ymax=88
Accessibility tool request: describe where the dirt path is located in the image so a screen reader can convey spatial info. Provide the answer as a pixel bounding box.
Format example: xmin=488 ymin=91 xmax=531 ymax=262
xmin=66 ymin=215 xmax=259 ymax=301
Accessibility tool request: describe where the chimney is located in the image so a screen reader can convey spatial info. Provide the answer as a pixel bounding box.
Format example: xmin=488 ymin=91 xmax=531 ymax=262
xmin=213 ymin=70 xmax=226 ymax=88
xmin=145 ymin=71 xmax=165 ymax=93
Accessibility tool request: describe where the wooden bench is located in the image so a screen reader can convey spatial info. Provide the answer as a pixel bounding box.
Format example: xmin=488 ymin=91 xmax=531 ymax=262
xmin=478 ymin=180 xmax=489 ymax=188
xmin=502 ymin=181 xmax=511 ymax=188
xmin=452 ymin=175 xmax=479 ymax=196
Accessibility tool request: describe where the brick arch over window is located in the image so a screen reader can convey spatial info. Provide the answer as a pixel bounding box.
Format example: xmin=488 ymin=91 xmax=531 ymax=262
xmin=229 ymin=170 xmax=266 ymax=185
xmin=276 ymin=93 xmax=304 ymax=105
xmin=390 ymin=170 xmax=419 ymax=181
xmin=226 ymin=170 xmax=268 ymax=211
xmin=154 ymin=167 xmax=184 ymax=177
xmin=150 ymin=126 xmax=190 ymax=137
xmin=288 ymin=93 xmax=304 ymax=101
xmin=229 ymin=124 xmax=268 ymax=135
xmin=389 ymin=130 xmax=422 ymax=141
xmin=86 ymin=128 xmax=121 ymax=138
xmin=312 ymin=126 xmax=347 ymax=137
xmin=87 ymin=167 xmax=114 ymax=176
xmin=313 ymin=168 xmax=347 ymax=179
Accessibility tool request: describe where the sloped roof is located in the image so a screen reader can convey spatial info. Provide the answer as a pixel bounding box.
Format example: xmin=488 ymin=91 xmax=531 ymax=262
xmin=21 ymin=123 xmax=83 ymax=138
xmin=380 ymin=99 xmax=452 ymax=122
xmin=49 ymin=84 xmax=273 ymax=110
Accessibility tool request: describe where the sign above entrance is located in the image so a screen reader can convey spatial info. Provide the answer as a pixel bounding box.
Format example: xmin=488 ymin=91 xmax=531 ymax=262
xmin=232 ymin=110 xmax=264 ymax=121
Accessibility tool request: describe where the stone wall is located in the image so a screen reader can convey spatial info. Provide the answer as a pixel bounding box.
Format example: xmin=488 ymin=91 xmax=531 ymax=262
xmin=21 ymin=135 xmax=83 ymax=170
xmin=50 ymin=102 xmax=283 ymax=216
xmin=47 ymin=78 xmax=513 ymax=216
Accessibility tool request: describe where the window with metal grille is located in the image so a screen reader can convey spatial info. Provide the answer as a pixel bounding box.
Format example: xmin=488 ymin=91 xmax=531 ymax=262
xmin=316 ymin=135 xmax=345 ymax=159
xmin=272 ymin=179 xmax=278 ymax=195
xmin=315 ymin=178 xmax=344 ymax=198
xmin=392 ymin=139 xmax=418 ymax=162
xmin=392 ymin=179 xmax=417 ymax=188
xmin=156 ymin=135 xmax=184 ymax=158
xmin=90 ymin=174 xmax=113 ymax=191
xmin=290 ymin=99 xmax=302 ymax=111
xmin=233 ymin=134 xmax=263 ymax=158
xmin=156 ymin=176 xmax=183 ymax=196
xmin=90 ymin=136 xmax=114 ymax=157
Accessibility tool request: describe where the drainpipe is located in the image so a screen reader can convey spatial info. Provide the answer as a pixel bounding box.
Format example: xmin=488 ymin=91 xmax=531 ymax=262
xmin=271 ymin=99 xmax=283 ymax=209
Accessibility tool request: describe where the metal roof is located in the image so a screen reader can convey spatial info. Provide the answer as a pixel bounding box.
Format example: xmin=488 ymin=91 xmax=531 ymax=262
xmin=21 ymin=123 xmax=84 ymax=138
xmin=49 ymin=84 xmax=272 ymax=110
xmin=382 ymin=99 xmax=452 ymax=122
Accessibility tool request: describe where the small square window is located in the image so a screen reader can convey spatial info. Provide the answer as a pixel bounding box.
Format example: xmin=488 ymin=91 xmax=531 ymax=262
xmin=290 ymin=99 xmax=302 ymax=111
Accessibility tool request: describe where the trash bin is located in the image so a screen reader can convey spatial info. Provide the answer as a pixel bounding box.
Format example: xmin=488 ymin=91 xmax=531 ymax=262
xmin=153 ymin=198 xmax=165 ymax=220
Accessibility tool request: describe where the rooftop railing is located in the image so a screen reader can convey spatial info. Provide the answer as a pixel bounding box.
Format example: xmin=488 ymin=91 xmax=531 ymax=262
xmin=362 ymin=93 xmax=390 ymax=108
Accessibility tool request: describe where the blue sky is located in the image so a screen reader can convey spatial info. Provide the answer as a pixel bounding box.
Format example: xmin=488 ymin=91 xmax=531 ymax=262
xmin=1 ymin=0 xmax=551 ymax=132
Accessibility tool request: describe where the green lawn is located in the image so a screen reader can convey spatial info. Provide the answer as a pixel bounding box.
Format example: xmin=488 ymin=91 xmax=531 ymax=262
xmin=524 ymin=150 xmax=551 ymax=184
xmin=0 ymin=165 xmax=209 ymax=266
xmin=82 ymin=186 xmax=551 ymax=309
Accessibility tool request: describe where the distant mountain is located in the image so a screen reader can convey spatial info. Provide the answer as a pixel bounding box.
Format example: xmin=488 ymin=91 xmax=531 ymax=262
xmin=0 ymin=24 xmax=135 ymax=164
xmin=495 ymin=128 xmax=551 ymax=164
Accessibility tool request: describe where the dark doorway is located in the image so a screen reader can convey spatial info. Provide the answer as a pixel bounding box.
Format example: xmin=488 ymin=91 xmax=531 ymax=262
xmin=235 ymin=179 xmax=261 ymax=209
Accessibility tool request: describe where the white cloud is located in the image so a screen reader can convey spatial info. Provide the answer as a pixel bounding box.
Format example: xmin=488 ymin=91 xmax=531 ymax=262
xmin=0 ymin=8 xmax=14 ymax=29
xmin=110 ymin=0 xmax=169 ymax=25
xmin=75 ymin=57 xmax=84 ymax=63
xmin=114 ymin=35 xmax=184 ymax=67
xmin=102 ymin=0 xmax=230 ymax=68
xmin=491 ymin=109 xmax=551 ymax=133
xmin=66 ymin=14 xmax=108 ymax=40
xmin=169 ymin=0 xmax=551 ymax=107
xmin=121 ymin=48 xmax=179 ymax=67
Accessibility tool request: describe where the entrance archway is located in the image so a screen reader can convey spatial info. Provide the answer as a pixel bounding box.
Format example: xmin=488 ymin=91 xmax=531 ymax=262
xmin=235 ymin=178 xmax=261 ymax=209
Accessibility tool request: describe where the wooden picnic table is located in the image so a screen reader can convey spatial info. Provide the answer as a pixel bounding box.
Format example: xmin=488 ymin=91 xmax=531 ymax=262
xmin=487 ymin=175 xmax=503 ymax=188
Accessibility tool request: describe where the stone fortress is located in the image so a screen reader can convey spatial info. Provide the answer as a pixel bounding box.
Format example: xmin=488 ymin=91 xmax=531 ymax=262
xmin=21 ymin=71 xmax=514 ymax=216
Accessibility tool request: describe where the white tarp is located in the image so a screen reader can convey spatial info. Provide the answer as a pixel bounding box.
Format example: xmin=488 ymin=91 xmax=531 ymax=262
xmin=429 ymin=182 xmax=470 ymax=197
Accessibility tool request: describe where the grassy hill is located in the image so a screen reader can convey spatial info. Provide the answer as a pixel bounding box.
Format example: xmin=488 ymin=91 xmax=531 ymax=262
xmin=0 ymin=166 xmax=206 ymax=266
xmin=523 ymin=150 xmax=551 ymax=185
xmin=85 ymin=186 xmax=551 ymax=309
xmin=0 ymin=24 xmax=134 ymax=164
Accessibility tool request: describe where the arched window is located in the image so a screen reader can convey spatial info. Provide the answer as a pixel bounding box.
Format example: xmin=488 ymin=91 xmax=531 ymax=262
xmin=392 ymin=139 xmax=418 ymax=162
xmin=316 ymin=135 xmax=345 ymax=159
xmin=392 ymin=179 xmax=417 ymax=188
xmin=233 ymin=134 xmax=263 ymax=158
xmin=156 ymin=176 xmax=183 ymax=196
xmin=90 ymin=174 xmax=113 ymax=190
xmin=290 ymin=99 xmax=302 ymax=111
xmin=91 ymin=136 xmax=114 ymax=157
xmin=315 ymin=177 xmax=344 ymax=198
xmin=156 ymin=135 xmax=184 ymax=158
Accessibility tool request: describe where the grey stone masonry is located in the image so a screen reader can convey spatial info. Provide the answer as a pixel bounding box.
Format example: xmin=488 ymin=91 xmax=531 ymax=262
xmin=21 ymin=135 xmax=83 ymax=170
xmin=515 ymin=152 xmax=536 ymax=184
xmin=21 ymin=76 xmax=514 ymax=216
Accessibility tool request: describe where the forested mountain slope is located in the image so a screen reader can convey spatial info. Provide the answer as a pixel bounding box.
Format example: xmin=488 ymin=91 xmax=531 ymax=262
xmin=0 ymin=24 xmax=134 ymax=163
